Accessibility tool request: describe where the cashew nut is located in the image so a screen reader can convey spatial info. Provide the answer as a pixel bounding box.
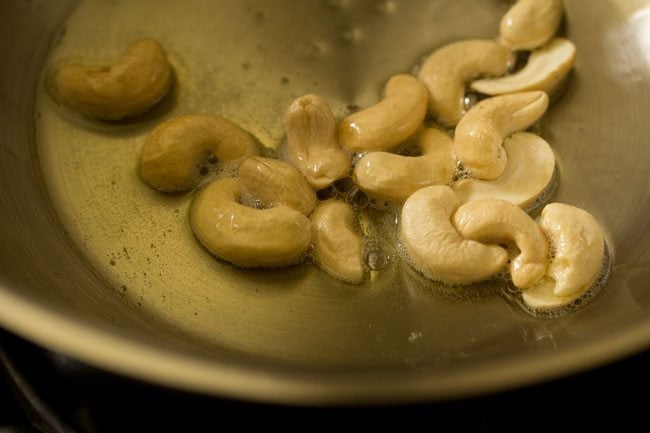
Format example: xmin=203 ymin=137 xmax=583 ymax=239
xmin=471 ymin=38 xmax=577 ymax=96
xmin=238 ymin=156 xmax=317 ymax=215
xmin=353 ymin=127 xmax=455 ymax=202
xmin=190 ymin=178 xmax=311 ymax=268
xmin=54 ymin=38 xmax=172 ymax=120
xmin=400 ymin=185 xmax=508 ymax=284
xmin=452 ymin=198 xmax=549 ymax=289
xmin=500 ymin=0 xmax=563 ymax=50
xmin=140 ymin=114 xmax=258 ymax=193
xmin=284 ymin=94 xmax=351 ymax=188
xmin=311 ymin=199 xmax=365 ymax=284
xmin=454 ymin=90 xmax=549 ymax=180
xmin=454 ymin=132 xmax=555 ymax=209
xmin=417 ymin=40 xmax=514 ymax=126
xmin=338 ymin=74 xmax=428 ymax=152
xmin=522 ymin=203 xmax=605 ymax=309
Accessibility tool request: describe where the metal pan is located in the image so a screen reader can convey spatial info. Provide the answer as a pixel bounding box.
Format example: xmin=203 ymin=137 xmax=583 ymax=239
xmin=1 ymin=0 xmax=650 ymax=404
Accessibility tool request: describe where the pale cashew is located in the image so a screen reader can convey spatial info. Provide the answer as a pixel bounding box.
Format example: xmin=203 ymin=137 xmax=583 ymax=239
xmin=400 ymin=185 xmax=508 ymax=284
xmin=500 ymin=0 xmax=563 ymax=50
xmin=453 ymin=198 xmax=549 ymax=289
xmin=190 ymin=178 xmax=311 ymax=268
xmin=284 ymin=94 xmax=351 ymax=188
xmin=238 ymin=156 xmax=317 ymax=215
xmin=454 ymin=132 xmax=555 ymax=209
xmin=54 ymin=38 xmax=172 ymax=120
xmin=338 ymin=74 xmax=428 ymax=152
xmin=471 ymin=38 xmax=577 ymax=96
xmin=454 ymin=90 xmax=549 ymax=180
xmin=311 ymin=199 xmax=365 ymax=284
xmin=353 ymin=128 xmax=455 ymax=202
xmin=522 ymin=203 xmax=605 ymax=309
xmin=417 ymin=40 xmax=514 ymax=126
xmin=140 ymin=114 xmax=258 ymax=193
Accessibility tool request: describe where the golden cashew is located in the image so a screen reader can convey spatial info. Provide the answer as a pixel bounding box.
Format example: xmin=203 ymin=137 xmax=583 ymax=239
xmin=453 ymin=198 xmax=549 ymax=289
xmin=311 ymin=199 xmax=365 ymax=284
xmin=190 ymin=178 xmax=311 ymax=268
xmin=238 ymin=156 xmax=317 ymax=215
xmin=522 ymin=203 xmax=605 ymax=309
xmin=417 ymin=40 xmax=514 ymax=126
xmin=400 ymin=185 xmax=508 ymax=284
xmin=353 ymin=127 xmax=455 ymax=203
xmin=471 ymin=38 xmax=577 ymax=96
xmin=500 ymin=0 xmax=563 ymax=50
xmin=140 ymin=114 xmax=258 ymax=193
xmin=454 ymin=132 xmax=555 ymax=209
xmin=338 ymin=74 xmax=428 ymax=152
xmin=54 ymin=38 xmax=172 ymax=120
xmin=454 ymin=90 xmax=549 ymax=180
xmin=284 ymin=94 xmax=351 ymax=189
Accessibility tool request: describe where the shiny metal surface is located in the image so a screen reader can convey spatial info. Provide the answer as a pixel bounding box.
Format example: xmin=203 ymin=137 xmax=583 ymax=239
xmin=1 ymin=0 xmax=650 ymax=404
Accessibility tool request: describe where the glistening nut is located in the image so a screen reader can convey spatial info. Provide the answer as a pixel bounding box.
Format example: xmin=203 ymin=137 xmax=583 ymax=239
xmin=191 ymin=178 xmax=312 ymax=268
xmin=452 ymin=198 xmax=549 ymax=289
xmin=454 ymin=90 xmax=549 ymax=180
xmin=54 ymin=38 xmax=172 ymax=120
xmin=311 ymin=199 xmax=365 ymax=284
xmin=500 ymin=0 xmax=563 ymax=50
xmin=417 ymin=40 xmax=513 ymax=126
xmin=238 ymin=156 xmax=317 ymax=215
xmin=400 ymin=185 xmax=508 ymax=284
xmin=284 ymin=94 xmax=351 ymax=188
xmin=353 ymin=127 xmax=455 ymax=203
xmin=338 ymin=74 xmax=428 ymax=152
xmin=140 ymin=113 xmax=258 ymax=193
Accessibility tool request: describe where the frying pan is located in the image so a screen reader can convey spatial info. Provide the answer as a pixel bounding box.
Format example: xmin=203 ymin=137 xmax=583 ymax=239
xmin=2 ymin=0 xmax=650 ymax=405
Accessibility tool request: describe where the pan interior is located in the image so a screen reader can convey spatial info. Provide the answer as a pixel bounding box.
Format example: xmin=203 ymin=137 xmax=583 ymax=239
xmin=3 ymin=0 xmax=650 ymax=400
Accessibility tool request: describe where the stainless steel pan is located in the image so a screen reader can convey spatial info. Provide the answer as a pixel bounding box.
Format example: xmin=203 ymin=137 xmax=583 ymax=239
xmin=2 ymin=0 xmax=650 ymax=404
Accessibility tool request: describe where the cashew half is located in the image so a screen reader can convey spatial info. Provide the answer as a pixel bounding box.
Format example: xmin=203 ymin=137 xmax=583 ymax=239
xmin=454 ymin=90 xmax=549 ymax=180
xmin=311 ymin=199 xmax=365 ymax=284
xmin=55 ymin=38 xmax=172 ymax=120
xmin=453 ymin=198 xmax=549 ymax=289
xmin=284 ymin=94 xmax=351 ymax=188
xmin=417 ymin=40 xmax=514 ymax=126
xmin=400 ymin=185 xmax=508 ymax=284
xmin=353 ymin=128 xmax=455 ymax=202
xmin=522 ymin=203 xmax=605 ymax=309
xmin=338 ymin=74 xmax=428 ymax=152
xmin=454 ymin=132 xmax=555 ymax=209
xmin=140 ymin=114 xmax=258 ymax=193
xmin=191 ymin=178 xmax=311 ymax=268
xmin=500 ymin=0 xmax=563 ymax=50
xmin=238 ymin=156 xmax=317 ymax=215
xmin=471 ymin=38 xmax=577 ymax=96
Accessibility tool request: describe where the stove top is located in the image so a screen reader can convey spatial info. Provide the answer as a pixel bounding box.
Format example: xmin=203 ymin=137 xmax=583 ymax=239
xmin=1 ymin=327 xmax=647 ymax=431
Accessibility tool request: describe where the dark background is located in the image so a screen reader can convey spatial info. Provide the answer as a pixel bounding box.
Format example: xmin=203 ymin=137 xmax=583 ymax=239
xmin=0 ymin=327 xmax=646 ymax=432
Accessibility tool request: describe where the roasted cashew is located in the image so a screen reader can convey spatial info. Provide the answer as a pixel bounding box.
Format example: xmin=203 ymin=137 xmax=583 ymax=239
xmin=353 ymin=127 xmax=455 ymax=202
xmin=55 ymin=38 xmax=172 ymax=120
xmin=454 ymin=90 xmax=549 ymax=180
xmin=500 ymin=0 xmax=563 ymax=50
xmin=454 ymin=132 xmax=555 ymax=209
xmin=522 ymin=203 xmax=605 ymax=309
xmin=140 ymin=114 xmax=258 ymax=193
xmin=400 ymin=185 xmax=508 ymax=284
xmin=417 ymin=40 xmax=513 ymax=126
xmin=311 ymin=199 xmax=365 ymax=284
xmin=284 ymin=94 xmax=351 ymax=188
xmin=338 ymin=74 xmax=428 ymax=152
xmin=453 ymin=198 xmax=549 ymax=289
xmin=238 ymin=156 xmax=317 ymax=215
xmin=471 ymin=38 xmax=577 ymax=96
xmin=190 ymin=178 xmax=311 ymax=268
